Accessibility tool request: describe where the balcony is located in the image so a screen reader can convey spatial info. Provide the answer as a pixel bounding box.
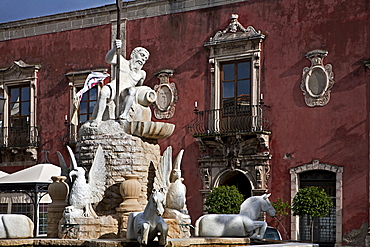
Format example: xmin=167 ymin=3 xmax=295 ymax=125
xmin=1 ymin=125 xmax=39 ymax=147
xmin=189 ymin=104 xmax=270 ymax=137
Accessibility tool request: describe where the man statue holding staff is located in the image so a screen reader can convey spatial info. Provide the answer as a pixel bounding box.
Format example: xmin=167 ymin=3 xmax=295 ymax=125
xmin=91 ymin=40 xmax=150 ymax=127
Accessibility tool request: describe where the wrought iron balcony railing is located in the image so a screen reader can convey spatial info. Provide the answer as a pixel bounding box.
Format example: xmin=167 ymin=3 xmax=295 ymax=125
xmin=189 ymin=104 xmax=270 ymax=136
xmin=0 ymin=125 xmax=39 ymax=147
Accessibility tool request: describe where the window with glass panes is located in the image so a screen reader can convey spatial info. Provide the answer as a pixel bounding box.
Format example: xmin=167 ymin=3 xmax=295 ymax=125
xmin=39 ymin=203 xmax=48 ymax=235
xmin=78 ymin=86 xmax=98 ymax=125
xmin=0 ymin=203 xmax=8 ymax=213
xmin=9 ymin=85 xmax=30 ymax=146
xmin=221 ymin=60 xmax=251 ymax=115
xmin=11 ymin=203 xmax=32 ymax=219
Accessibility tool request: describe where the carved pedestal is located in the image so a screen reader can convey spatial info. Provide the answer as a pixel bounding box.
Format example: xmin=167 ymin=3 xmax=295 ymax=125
xmin=77 ymin=120 xmax=161 ymax=215
xmin=59 ymin=216 xmax=118 ymax=239
xmin=116 ymin=174 xmax=143 ymax=238
xmin=47 ymin=176 xmax=69 ymax=238
xmin=118 ymin=174 xmax=142 ymax=211
xmin=73 ymin=120 xmax=162 ymax=239
xmin=164 ymin=217 xmax=191 ymax=239
xmin=115 ymin=210 xmax=131 ymax=238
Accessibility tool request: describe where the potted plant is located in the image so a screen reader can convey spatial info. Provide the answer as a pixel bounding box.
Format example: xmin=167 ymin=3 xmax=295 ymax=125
xmin=292 ymin=186 xmax=333 ymax=242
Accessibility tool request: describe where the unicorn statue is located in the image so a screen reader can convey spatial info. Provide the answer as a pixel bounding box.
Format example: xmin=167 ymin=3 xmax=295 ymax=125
xmin=127 ymin=188 xmax=168 ymax=246
xmin=195 ymin=194 xmax=276 ymax=240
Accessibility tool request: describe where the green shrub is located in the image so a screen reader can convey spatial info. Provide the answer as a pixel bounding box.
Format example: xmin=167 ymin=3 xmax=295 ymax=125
xmin=205 ymin=185 xmax=244 ymax=214
xmin=271 ymin=198 xmax=291 ymax=217
xmin=292 ymin=186 xmax=333 ymax=218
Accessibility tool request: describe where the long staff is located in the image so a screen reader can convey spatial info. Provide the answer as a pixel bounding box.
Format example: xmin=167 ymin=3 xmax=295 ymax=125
xmin=115 ymin=0 xmax=122 ymax=119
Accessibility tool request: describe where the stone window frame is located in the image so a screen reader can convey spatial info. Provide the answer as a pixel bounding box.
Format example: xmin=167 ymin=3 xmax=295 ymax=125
xmin=209 ymin=53 xmax=260 ymax=112
xmin=66 ymin=69 xmax=107 ymax=144
xmin=290 ymin=160 xmax=343 ymax=244
xmin=203 ymin=14 xmax=265 ymax=131
xmin=0 ymin=60 xmax=40 ymax=148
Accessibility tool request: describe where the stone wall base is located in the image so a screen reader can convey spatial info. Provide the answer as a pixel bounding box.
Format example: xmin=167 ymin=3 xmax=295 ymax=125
xmin=58 ymin=216 xmax=118 ymax=239
xmin=47 ymin=206 xmax=65 ymax=238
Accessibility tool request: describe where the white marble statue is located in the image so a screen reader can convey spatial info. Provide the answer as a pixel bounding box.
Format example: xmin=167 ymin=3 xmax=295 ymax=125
xmin=195 ymin=194 xmax=276 ymax=240
xmin=0 ymin=214 xmax=33 ymax=238
xmin=127 ymin=189 xmax=168 ymax=246
xmin=63 ymin=145 xmax=106 ymax=222
xmin=154 ymin=147 xmax=190 ymax=222
xmin=91 ymin=39 xmax=156 ymax=126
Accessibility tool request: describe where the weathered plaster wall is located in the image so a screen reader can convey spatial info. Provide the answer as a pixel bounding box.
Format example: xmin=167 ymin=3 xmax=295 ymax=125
xmin=259 ymin=0 xmax=369 ymax=239
xmin=0 ymin=25 xmax=111 ymax=171
xmin=125 ymin=0 xmax=370 ymax=237
xmin=0 ymin=0 xmax=368 ymax=242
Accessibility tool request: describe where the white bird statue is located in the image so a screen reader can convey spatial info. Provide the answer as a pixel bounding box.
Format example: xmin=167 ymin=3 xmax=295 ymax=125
xmin=66 ymin=145 xmax=106 ymax=218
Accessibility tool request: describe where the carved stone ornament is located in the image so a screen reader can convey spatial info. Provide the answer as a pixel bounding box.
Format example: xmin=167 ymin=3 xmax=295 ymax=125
xmin=208 ymin=14 xmax=265 ymax=44
xmin=300 ymin=50 xmax=334 ymax=107
xmin=153 ymin=69 xmax=178 ymax=119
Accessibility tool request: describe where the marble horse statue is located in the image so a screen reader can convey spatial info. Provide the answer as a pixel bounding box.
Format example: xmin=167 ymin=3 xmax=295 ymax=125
xmin=127 ymin=189 xmax=168 ymax=245
xmin=195 ymin=194 xmax=276 ymax=240
xmin=0 ymin=214 xmax=34 ymax=238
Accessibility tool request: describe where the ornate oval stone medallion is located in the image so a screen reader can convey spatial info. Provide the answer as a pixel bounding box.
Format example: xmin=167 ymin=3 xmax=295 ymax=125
xmin=153 ymin=69 xmax=178 ymax=119
xmin=301 ymin=50 xmax=334 ymax=107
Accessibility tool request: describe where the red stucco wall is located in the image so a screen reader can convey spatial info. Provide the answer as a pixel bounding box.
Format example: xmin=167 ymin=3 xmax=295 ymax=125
xmin=125 ymin=0 xmax=369 ymax=237
xmin=0 ymin=25 xmax=111 ymax=170
xmin=0 ymin=0 xmax=368 ymax=240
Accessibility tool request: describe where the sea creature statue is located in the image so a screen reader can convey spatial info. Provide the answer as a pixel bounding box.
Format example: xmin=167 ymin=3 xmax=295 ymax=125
xmin=195 ymin=194 xmax=276 ymax=240
xmin=127 ymin=189 xmax=168 ymax=246
xmin=154 ymin=146 xmax=190 ymax=225
xmin=60 ymin=145 xmax=106 ymax=222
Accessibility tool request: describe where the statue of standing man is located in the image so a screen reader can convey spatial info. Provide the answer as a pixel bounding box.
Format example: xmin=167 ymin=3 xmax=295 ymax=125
xmin=91 ymin=40 xmax=154 ymax=127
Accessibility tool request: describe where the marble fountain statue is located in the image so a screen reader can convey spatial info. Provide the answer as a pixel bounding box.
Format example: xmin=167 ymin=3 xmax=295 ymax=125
xmin=47 ymin=40 xmax=184 ymax=241
xmin=45 ymin=38 xmax=277 ymax=246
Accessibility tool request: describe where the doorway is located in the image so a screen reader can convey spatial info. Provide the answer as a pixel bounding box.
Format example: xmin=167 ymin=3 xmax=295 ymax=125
xmin=218 ymin=170 xmax=252 ymax=199
xmin=299 ymin=170 xmax=336 ymax=246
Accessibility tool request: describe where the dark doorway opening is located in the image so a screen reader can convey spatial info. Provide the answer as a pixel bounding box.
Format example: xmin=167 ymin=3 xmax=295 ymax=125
xmin=219 ymin=171 xmax=251 ymax=199
xmin=299 ymin=170 xmax=336 ymax=247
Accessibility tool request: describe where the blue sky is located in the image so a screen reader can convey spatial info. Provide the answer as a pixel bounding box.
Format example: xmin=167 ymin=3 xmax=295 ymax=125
xmin=0 ymin=0 xmax=116 ymax=23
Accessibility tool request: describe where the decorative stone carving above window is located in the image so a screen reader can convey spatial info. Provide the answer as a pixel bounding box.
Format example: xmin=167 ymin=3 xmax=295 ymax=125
xmin=209 ymin=13 xmax=265 ymax=44
xmin=300 ymin=50 xmax=334 ymax=107
xmin=153 ymin=69 xmax=178 ymax=119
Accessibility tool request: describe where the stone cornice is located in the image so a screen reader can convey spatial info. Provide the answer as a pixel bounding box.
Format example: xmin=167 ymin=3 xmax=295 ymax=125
xmin=0 ymin=0 xmax=247 ymax=41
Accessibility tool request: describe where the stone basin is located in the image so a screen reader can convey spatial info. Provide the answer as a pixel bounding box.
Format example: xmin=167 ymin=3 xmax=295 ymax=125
xmin=125 ymin=121 xmax=175 ymax=139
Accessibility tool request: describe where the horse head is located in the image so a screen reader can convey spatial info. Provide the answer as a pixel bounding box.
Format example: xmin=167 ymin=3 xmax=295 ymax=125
xmin=239 ymin=194 xmax=276 ymax=219
xmin=151 ymin=188 xmax=166 ymax=216
xmin=261 ymin=193 xmax=276 ymax=217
